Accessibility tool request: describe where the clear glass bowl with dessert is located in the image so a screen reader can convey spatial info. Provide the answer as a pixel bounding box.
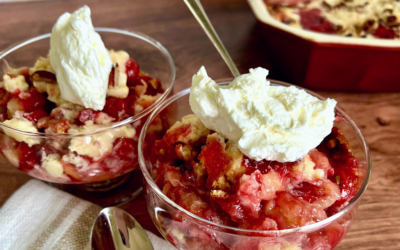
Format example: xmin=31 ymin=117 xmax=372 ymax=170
xmin=138 ymin=67 xmax=370 ymax=250
xmin=0 ymin=6 xmax=175 ymax=184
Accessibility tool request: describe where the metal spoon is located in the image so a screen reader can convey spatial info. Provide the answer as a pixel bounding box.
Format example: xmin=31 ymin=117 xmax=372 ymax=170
xmin=91 ymin=207 xmax=154 ymax=250
xmin=184 ymin=0 xmax=240 ymax=77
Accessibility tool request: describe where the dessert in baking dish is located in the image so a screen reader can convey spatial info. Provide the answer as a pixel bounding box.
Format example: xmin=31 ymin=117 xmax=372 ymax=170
xmin=265 ymin=0 xmax=400 ymax=39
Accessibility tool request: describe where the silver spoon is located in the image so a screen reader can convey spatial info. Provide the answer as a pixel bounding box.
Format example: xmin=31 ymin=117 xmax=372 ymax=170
xmin=184 ymin=0 xmax=240 ymax=77
xmin=91 ymin=207 xmax=154 ymax=250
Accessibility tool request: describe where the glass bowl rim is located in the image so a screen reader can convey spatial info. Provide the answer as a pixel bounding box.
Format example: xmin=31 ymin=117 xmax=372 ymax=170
xmin=138 ymin=78 xmax=371 ymax=235
xmin=0 ymin=27 xmax=176 ymax=138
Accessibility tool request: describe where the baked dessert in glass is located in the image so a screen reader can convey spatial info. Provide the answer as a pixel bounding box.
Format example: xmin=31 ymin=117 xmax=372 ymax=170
xmin=0 ymin=7 xmax=175 ymax=186
xmin=138 ymin=71 xmax=370 ymax=249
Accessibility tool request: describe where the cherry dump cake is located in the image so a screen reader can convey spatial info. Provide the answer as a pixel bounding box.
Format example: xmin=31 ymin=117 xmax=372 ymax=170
xmin=0 ymin=52 xmax=163 ymax=183
xmin=151 ymin=116 xmax=358 ymax=248
xmin=145 ymin=67 xmax=361 ymax=250
xmin=0 ymin=6 xmax=167 ymax=184
xmin=265 ymin=0 xmax=400 ymax=39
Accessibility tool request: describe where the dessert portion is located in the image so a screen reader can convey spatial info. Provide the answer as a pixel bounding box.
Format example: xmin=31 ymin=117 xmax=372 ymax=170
xmin=149 ymin=68 xmax=359 ymax=249
xmin=0 ymin=6 xmax=164 ymax=183
xmin=265 ymin=0 xmax=400 ymax=39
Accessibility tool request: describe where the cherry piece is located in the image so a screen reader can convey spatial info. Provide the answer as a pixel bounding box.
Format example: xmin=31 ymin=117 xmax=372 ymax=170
xmin=213 ymin=194 xmax=245 ymax=222
xmin=17 ymin=142 xmax=41 ymax=171
xmin=145 ymin=78 xmax=163 ymax=96
xmin=374 ymin=25 xmax=396 ymax=39
xmin=125 ymin=94 xmax=138 ymax=115
xmin=243 ymin=156 xmax=294 ymax=186
xmin=107 ymin=138 xmax=136 ymax=166
xmin=291 ymin=182 xmax=325 ymax=203
xmin=102 ymin=97 xmax=130 ymax=121
xmin=78 ymin=109 xmax=96 ymax=123
xmin=125 ymin=59 xmax=140 ymax=86
xmin=198 ymin=135 xmax=231 ymax=190
xmin=23 ymin=110 xmax=48 ymax=124
xmin=317 ymin=127 xmax=359 ymax=216
xmin=18 ymin=89 xmax=48 ymax=113
xmin=300 ymin=8 xmax=336 ymax=34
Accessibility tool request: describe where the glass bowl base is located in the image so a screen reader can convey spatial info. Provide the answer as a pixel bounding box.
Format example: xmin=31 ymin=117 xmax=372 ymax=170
xmin=47 ymin=169 xmax=143 ymax=207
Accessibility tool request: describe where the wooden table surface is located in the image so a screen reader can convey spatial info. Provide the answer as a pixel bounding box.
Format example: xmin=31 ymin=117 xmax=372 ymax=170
xmin=0 ymin=0 xmax=399 ymax=249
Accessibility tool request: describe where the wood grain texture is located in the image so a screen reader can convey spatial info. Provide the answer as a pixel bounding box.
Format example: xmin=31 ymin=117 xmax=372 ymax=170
xmin=0 ymin=0 xmax=399 ymax=249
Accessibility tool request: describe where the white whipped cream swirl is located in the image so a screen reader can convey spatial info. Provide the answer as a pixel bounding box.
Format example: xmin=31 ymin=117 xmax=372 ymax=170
xmin=189 ymin=67 xmax=337 ymax=162
xmin=49 ymin=6 xmax=112 ymax=110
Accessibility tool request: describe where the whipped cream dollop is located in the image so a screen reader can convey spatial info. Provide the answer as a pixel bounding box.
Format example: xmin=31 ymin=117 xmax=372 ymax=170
xmin=189 ymin=67 xmax=337 ymax=162
xmin=49 ymin=6 xmax=112 ymax=110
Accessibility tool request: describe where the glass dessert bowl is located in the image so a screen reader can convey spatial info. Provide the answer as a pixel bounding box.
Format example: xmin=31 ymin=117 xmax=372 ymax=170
xmin=0 ymin=28 xmax=175 ymax=184
xmin=138 ymin=80 xmax=370 ymax=250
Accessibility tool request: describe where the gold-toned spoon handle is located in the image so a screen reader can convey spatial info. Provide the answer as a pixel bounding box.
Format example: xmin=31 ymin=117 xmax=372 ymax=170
xmin=184 ymin=0 xmax=240 ymax=77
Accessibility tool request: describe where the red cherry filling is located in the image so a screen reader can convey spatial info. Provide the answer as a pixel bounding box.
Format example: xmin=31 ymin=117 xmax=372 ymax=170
xmin=102 ymin=138 xmax=136 ymax=170
xmin=291 ymin=182 xmax=325 ymax=203
xmin=103 ymin=97 xmax=130 ymax=121
xmin=61 ymin=138 xmax=138 ymax=182
xmin=264 ymin=191 xmax=326 ymax=229
xmin=236 ymin=171 xmax=263 ymax=219
xmin=78 ymin=109 xmax=96 ymax=123
xmin=145 ymin=77 xmax=163 ymax=96
xmin=243 ymin=157 xmax=294 ymax=176
xmin=299 ymin=8 xmax=337 ymax=34
xmin=154 ymin=123 xmax=192 ymax=162
xmin=18 ymin=89 xmax=48 ymax=113
xmin=125 ymin=94 xmax=139 ymax=115
xmin=23 ymin=110 xmax=48 ymax=124
xmin=17 ymin=142 xmax=41 ymax=171
xmin=374 ymin=25 xmax=396 ymax=39
xmin=238 ymin=216 xmax=278 ymax=230
xmin=317 ymin=127 xmax=359 ymax=216
xmin=0 ymin=54 xmax=164 ymax=185
xmin=125 ymin=59 xmax=140 ymax=86
xmin=199 ymin=135 xmax=231 ymax=190
xmin=213 ymin=194 xmax=244 ymax=222
xmin=308 ymin=222 xmax=347 ymax=249
xmin=327 ymin=156 xmax=358 ymax=215
xmin=154 ymin=121 xmax=358 ymax=239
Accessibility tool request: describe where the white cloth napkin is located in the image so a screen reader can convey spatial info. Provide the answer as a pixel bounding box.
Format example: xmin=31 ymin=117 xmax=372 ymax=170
xmin=0 ymin=179 xmax=176 ymax=250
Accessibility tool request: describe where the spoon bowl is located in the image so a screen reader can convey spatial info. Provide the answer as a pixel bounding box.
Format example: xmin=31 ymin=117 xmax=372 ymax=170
xmin=91 ymin=207 xmax=153 ymax=250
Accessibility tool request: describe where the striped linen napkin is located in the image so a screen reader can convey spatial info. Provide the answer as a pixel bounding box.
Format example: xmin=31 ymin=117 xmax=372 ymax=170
xmin=0 ymin=179 xmax=175 ymax=250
